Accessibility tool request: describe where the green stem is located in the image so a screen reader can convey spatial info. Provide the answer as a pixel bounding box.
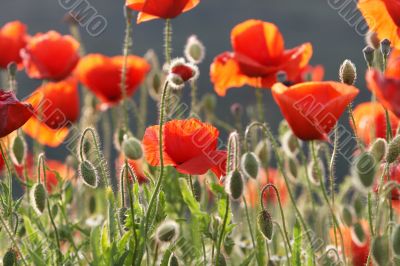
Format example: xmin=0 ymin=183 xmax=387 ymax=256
xmin=243 ymin=197 xmax=257 ymax=256
xmin=215 ymin=194 xmax=229 ymax=266
xmin=164 ymin=19 xmax=172 ymax=64
xmin=272 ymin=221 xmax=291 ymax=265
xmin=0 ymin=215 xmax=28 ymax=266
xmin=190 ymin=80 xmax=198 ymax=114
xmin=255 ymin=89 xmax=265 ymax=122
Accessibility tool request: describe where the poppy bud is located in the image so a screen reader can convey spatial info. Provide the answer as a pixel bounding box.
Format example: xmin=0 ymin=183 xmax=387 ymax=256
xmin=202 ymin=93 xmax=217 ymax=112
xmin=352 ymin=152 xmax=376 ymax=190
xmin=255 ymin=140 xmax=271 ymax=168
xmin=122 ymin=135 xmax=143 ymax=160
xmin=351 ymin=222 xmax=366 ymax=246
xmin=31 ymin=183 xmax=47 ymax=215
xmin=392 ymin=224 xmax=400 ymax=257
xmin=167 ymin=58 xmax=199 ymax=90
xmin=184 ymin=35 xmax=205 ymax=65
xmin=281 ymin=131 xmax=299 ymax=157
xmin=258 ymin=209 xmax=273 ymax=240
xmin=113 ymin=127 xmax=128 ymax=151
xmin=156 ymin=220 xmax=179 ymax=243
xmin=241 ymin=152 xmax=260 ymax=179
xmin=276 ymin=71 xmax=287 ymax=83
xmin=193 ymin=178 xmax=202 ymax=202
xmin=3 ymin=249 xmax=17 ymax=266
xmin=217 ymin=254 xmax=227 ymax=266
xmin=285 ymin=157 xmax=299 ymax=183
xmin=363 ymin=46 xmax=375 ymax=67
xmin=278 ymin=120 xmax=290 ymax=137
xmin=380 ymin=39 xmax=391 ymax=58
xmin=386 ymin=135 xmax=400 ymax=164
xmin=79 ymin=160 xmax=99 ymax=188
xmin=369 ymin=138 xmax=387 ymax=162
xmin=7 ymin=62 xmax=17 ymax=77
xmin=10 ymin=134 xmax=26 ymax=167
xmin=308 ymin=160 xmax=324 ymax=186
xmin=365 ymin=31 xmax=380 ymax=49
xmin=168 ymin=253 xmax=179 ymax=266
xmin=339 ymin=59 xmax=357 ymax=85
xmin=341 ymin=206 xmax=354 ymax=227
xmin=227 ymin=169 xmax=244 ymax=200
xmin=372 ymin=235 xmax=389 ymax=266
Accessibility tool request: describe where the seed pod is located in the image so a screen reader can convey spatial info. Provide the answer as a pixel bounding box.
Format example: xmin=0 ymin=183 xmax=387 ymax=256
xmin=352 ymin=152 xmax=376 ymax=190
xmin=10 ymin=134 xmax=26 ymax=166
xmin=122 ymin=136 xmax=143 ymax=160
xmin=339 ymin=59 xmax=357 ymax=85
xmin=369 ymin=138 xmax=387 ymax=162
xmin=386 ymin=135 xmax=400 ymax=164
xmin=341 ymin=206 xmax=354 ymax=227
xmin=168 ymin=253 xmax=179 ymax=266
xmin=372 ymin=235 xmax=389 ymax=266
xmin=241 ymin=152 xmax=259 ymax=179
xmin=184 ymin=35 xmax=205 ymax=64
xmin=227 ymin=170 xmax=244 ymax=200
xmin=363 ymin=46 xmax=375 ymax=67
xmin=31 ymin=183 xmax=47 ymax=215
xmin=351 ymin=222 xmax=366 ymax=246
xmin=392 ymin=224 xmax=400 ymax=257
xmin=3 ymin=249 xmax=17 ymax=266
xmin=79 ymin=160 xmax=99 ymax=188
xmin=258 ymin=209 xmax=273 ymax=240
xmin=380 ymin=39 xmax=391 ymax=58
xmin=156 ymin=220 xmax=179 ymax=243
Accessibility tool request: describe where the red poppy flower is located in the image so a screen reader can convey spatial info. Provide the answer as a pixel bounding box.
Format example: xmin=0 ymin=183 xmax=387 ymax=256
xmin=352 ymin=102 xmax=399 ymax=145
xmin=358 ymin=0 xmax=400 ymax=48
xmin=0 ymin=90 xmax=33 ymax=138
xmin=0 ymin=21 xmax=29 ymax=69
xmin=272 ymin=81 xmax=359 ymax=141
xmin=75 ymin=54 xmax=150 ymax=108
xmin=21 ymin=31 xmax=80 ymax=80
xmin=210 ymin=20 xmax=313 ymax=96
xmin=366 ymin=50 xmax=400 ymax=117
xmin=116 ymin=155 xmax=148 ymax=184
xmin=142 ymin=118 xmax=226 ymax=177
xmin=126 ymin=0 xmax=200 ymax=23
xmin=22 ymin=78 xmax=80 ymax=147
xmin=245 ymin=168 xmax=288 ymax=208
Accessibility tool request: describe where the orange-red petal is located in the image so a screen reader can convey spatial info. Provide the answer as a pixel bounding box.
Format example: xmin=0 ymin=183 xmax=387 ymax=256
xmin=0 ymin=21 xmax=28 ymax=69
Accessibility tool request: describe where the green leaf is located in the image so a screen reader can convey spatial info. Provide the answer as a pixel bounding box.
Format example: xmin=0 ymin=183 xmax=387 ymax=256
xmin=160 ymin=246 xmax=173 ymax=266
xmin=90 ymin=226 xmax=102 ymax=264
xmin=292 ymin=219 xmax=302 ymax=266
xmin=239 ymin=252 xmax=255 ymax=266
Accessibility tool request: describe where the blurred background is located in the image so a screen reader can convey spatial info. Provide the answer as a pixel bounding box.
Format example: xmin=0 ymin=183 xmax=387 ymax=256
xmin=0 ymin=0 xmax=370 ymax=179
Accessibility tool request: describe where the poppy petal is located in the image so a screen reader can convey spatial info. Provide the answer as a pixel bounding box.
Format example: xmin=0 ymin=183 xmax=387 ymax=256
xmin=176 ymin=150 xmax=226 ymax=178
xmin=22 ymin=117 xmax=70 ymax=147
xmin=142 ymin=125 xmax=176 ymax=167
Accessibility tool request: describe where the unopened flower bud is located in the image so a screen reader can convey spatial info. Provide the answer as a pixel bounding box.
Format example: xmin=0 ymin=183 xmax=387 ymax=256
xmin=286 ymin=157 xmax=299 ymax=183
xmin=10 ymin=134 xmax=26 ymax=167
xmin=352 ymin=152 xmax=376 ymax=190
xmin=3 ymin=249 xmax=17 ymax=266
xmin=167 ymin=58 xmax=199 ymax=90
xmin=351 ymin=222 xmax=366 ymax=246
xmin=193 ymin=178 xmax=202 ymax=202
xmin=341 ymin=206 xmax=354 ymax=227
xmin=281 ymin=131 xmax=300 ymax=157
xmin=156 ymin=220 xmax=179 ymax=243
xmin=118 ymin=207 xmax=128 ymax=230
xmin=184 ymin=35 xmax=205 ymax=64
xmin=113 ymin=127 xmax=128 ymax=151
xmin=255 ymin=140 xmax=271 ymax=168
xmin=339 ymin=59 xmax=357 ymax=85
xmin=278 ymin=120 xmax=290 ymax=137
xmin=241 ymin=152 xmax=260 ymax=179
xmin=31 ymin=183 xmax=47 ymax=215
xmin=372 ymin=235 xmax=389 ymax=266
xmin=386 ymin=135 xmax=400 ymax=163
xmin=227 ymin=169 xmax=244 ymax=200
xmin=369 ymin=138 xmax=387 ymax=162
xmin=258 ymin=209 xmax=273 ymax=240
xmin=79 ymin=160 xmax=99 ymax=188
xmin=168 ymin=253 xmax=179 ymax=266
xmin=392 ymin=224 xmax=400 ymax=257
xmin=122 ymin=135 xmax=143 ymax=160
xmin=380 ymin=39 xmax=391 ymax=58
xmin=307 ymin=160 xmax=324 ymax=186
xmin=363 ymin=46 xmax=375 ymax=67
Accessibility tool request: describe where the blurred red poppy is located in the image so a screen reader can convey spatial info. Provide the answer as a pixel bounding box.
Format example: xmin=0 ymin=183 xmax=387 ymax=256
xmin=352 ymin=102 xmax=399 ymax=145
xmin=358 ymin=0 xmax=400 ymax=48
xmin=210 ymin=20 xmax=312 ymax=96
xmin=21 ymin=31 xmax=80 ymax=80
xmin=22 ymin=78 xmax=80 ymax=147
xmin=291 ymin=64 xmax=324 ymax=84
xmin=0 ymin=21 xmax=29 ymax=69
xmin=75 ymin=54 xmax=150 ymax=108
xmin=116 ymin=154 xmax=148 ymax=184
xmin=366 ymin=50 xmax=400 ymax=117
xmin=126 ymin=0 xmax=200 ymax=23
xmin=245 ymin=168 xmax=288 ymax=208
xmin=143 ymin=118 xmax=226 ymax=177
xmin=0 ymin=90 xmax=33 ymax=138
xmin=272 ymin=81 xmax=359 ymax=141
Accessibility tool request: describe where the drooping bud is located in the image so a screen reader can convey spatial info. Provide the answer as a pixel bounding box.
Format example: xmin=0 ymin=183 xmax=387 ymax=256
xmin=341 ymin=206 xmax=354 ymax=227
xmin=167 ymin=58 xmax=199 ymax=90
xmin=352 ymin=152 xmax=376 ymax=190
xmin=156 ymin=220 xmax=179 ymax=243
xmin=281 ymin=131 xmax=300 ymax=157
xmin=10 ymin=134 xmax=26 ymax=167
xmin=392 ymin=224 xmax=400 ymax=257
xmin=122 ymin=135 xmax=143 ymax=160
xmin=255 ymin=140 xmax=271 ymax=168
xmin=351 ymin=222 xmax=366 ymax=246
xmin=285 ymin=157 xmax=299 ymax=183
xmin=363 ymin=46 xmax=375 ymax=67
xmin=184 ymin=35 xmax=205 ymax=64
xmin=372 ymin=235 xmax=389 ymax=266
xmin=227 ymin=169 xmax=244 ymax=200
xmin=258 ymin=209 xmax=273 ymax=240
xmin=307 ymin=160 xmax=324 ymax=186
xmin=386 ymin=135 xmax=400 ymax=163
xmin=369 ymin=138 xmax=387 ymax=162
xmin=339 ymin=59 xmax=357 ymax=85
xmin=380 ymin=39 xmax=391 ymax=58
xmin=168 ymin=253 xmax=179 ymax=266
xmin=79 ymin=160 xmax=99 ymax=188
xmin=31 ymin=183 xmax=47 ymax=215
xmin=241 ymin=152 xmax=260 ymax=179
xmin=113 ymin=127 xmax=128 ymax=151
xmin=3 ymin=249 xmax=17 ymax=266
